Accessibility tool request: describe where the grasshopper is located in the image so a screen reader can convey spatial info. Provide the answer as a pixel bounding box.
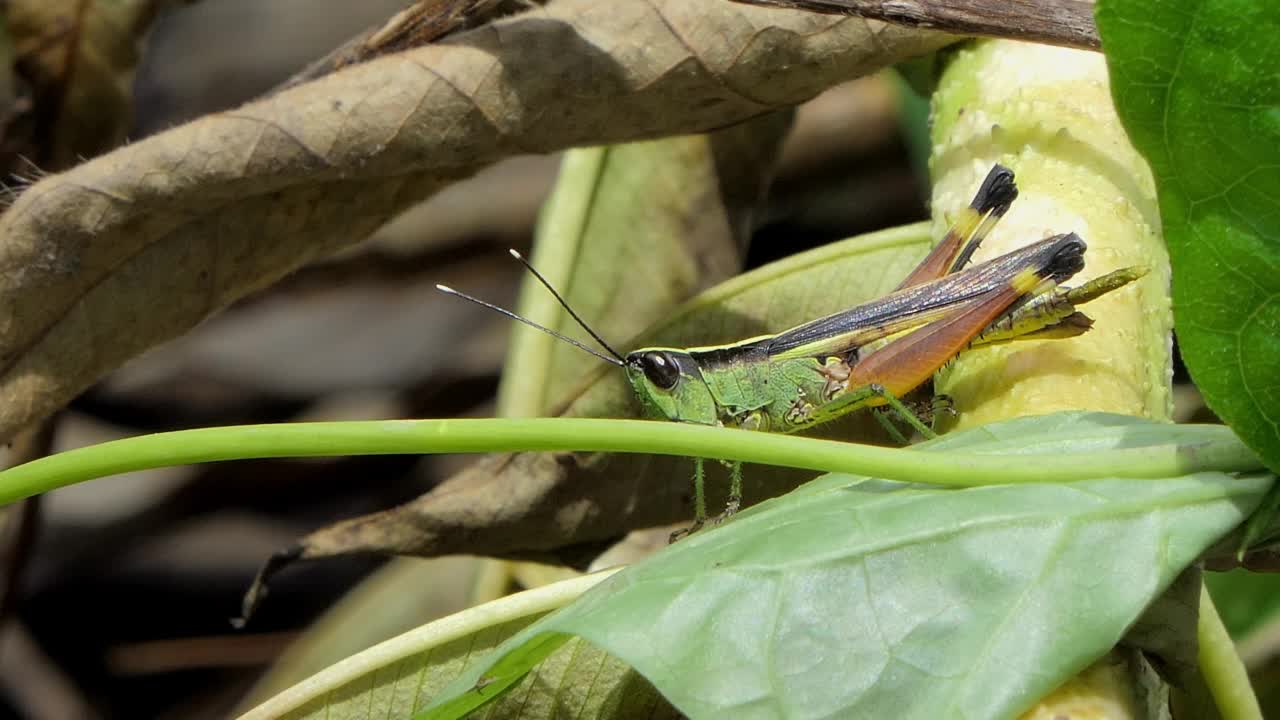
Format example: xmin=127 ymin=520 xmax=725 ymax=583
xmin=439 ymin=165 xmax=1143 ymax=534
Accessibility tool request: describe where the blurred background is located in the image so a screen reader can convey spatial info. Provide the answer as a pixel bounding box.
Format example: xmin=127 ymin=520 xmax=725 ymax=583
xmin=0 ymin=2 xmax=1263 ymax=719
xmin=0 ymin=2 xmax=928 ymax=717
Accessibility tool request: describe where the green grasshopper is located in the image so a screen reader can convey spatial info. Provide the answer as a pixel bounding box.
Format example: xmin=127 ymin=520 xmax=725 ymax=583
xmin=439 ymin=165 xmax=1143 ymax=534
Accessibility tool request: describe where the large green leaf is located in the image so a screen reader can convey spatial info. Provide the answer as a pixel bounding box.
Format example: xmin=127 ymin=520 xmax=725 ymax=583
xmin=1097 ymin=0 xmax=1280 ymax=472
xmin=417 ymin=413 xmax=1272 ymax=720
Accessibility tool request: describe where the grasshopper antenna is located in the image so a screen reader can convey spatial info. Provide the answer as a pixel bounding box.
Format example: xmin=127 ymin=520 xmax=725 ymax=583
xmin=507 ymin=249 xmax=627 ymax=363
xmin=436 ymin=284 xmax=625 ymax=367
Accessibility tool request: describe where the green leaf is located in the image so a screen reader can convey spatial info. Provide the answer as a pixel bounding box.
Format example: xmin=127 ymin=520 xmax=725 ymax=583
xmin=417 ymin=415 xmax=1272 ymax=720
xmin=1097 ymin=0 xmax=1280 ymax=472
xmin=1206 ymin=569 xmax=1280 ymax=640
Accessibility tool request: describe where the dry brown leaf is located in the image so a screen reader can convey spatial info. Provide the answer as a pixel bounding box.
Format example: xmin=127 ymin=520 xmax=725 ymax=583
xmin=280 ymin=0 xmax=514 ymax=91
xmin=6 ymin=0 xmax=184 ymax=169
xmin=0 ymin=0 xmax=950 ymax=444
xmin=287 ymin=446 xmax=824 ymax=563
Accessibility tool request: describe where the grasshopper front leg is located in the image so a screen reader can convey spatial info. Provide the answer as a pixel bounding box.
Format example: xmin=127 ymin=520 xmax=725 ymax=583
xmin=670 ymin=456 xmax=709 ymax=543
xmin=714 ymin=410 xmax=768 ymax=521
xmin=670 ymin=406 xmax=760 ymax=540
xmin=718 ymin=461 xmax=743 ymax=522
xmin=670 ymin=456 xmax=743 ymax=542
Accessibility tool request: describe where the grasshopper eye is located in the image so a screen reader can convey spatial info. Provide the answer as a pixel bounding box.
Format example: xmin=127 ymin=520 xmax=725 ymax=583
xmin=640 ymin=351 xmax=680 ymax=390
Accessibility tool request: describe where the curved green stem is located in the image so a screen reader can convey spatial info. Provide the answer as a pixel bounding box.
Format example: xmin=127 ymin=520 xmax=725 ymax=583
xmin=0 ymin=417 xmax=1263 ymax=505
xmin=1199 ymin=584 xmax=1264 ymax=720
xmin=239 ymin=568 xmax=620 ymax=720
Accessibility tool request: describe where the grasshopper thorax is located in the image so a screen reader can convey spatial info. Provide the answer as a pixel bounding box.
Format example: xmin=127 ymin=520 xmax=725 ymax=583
xmin=624 ymin=349 xmax=718 ymax=425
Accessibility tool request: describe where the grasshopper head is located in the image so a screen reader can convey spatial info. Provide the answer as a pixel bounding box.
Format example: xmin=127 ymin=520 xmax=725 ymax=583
xmin=624 ymin=349 xmax=718 ymax=425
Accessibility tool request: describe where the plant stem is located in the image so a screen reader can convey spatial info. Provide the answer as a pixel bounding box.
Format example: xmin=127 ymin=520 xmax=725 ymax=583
xmin=1198 ymin=584 xmax=1264 ymax=720
xmin=239 ymin=568 xmax=619 ymax=720
xmin=0 ymin=417 xmax=1262 ymax=505
xmin=927 ymin=38 xmax=1185 ymax=719
xmin=727 ymin=0 xmax=1100 ymax=50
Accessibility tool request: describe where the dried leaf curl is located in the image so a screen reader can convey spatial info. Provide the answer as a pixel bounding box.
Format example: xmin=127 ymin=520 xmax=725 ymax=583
xmin=0 ymin=0 xmax=950 ymax=442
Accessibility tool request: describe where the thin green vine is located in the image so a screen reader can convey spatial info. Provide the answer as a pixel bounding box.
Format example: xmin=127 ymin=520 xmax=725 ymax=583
xmin=1199 ymin=585 xmax=1265 ymax=720
xmin=0 ymin=416 xmax=1263 ymax=505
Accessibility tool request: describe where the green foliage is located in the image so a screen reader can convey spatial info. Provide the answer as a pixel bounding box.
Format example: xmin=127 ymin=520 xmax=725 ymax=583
xmin=1207 ymin=570 xmax=1280 ymax=640
xmin=417 ymin=414 xmax=1271 ymax=720
xmin=1097 ymin=0 xmax=1280 ymax=473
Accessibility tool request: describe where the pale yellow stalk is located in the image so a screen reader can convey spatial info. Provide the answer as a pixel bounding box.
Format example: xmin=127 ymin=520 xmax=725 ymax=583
xmin=929 ymin=40 xmax=1173 ymax=719
xmin=930 ymin=41 xmax=1172 ymax=428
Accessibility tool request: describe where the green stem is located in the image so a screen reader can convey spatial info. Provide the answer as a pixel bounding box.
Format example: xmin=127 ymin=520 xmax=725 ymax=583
xmin=0 ymin=417 xmax=1262 ymax=505
xmin=239 ymin=568 xmax=620 ymax=720
xmin=1199 ymin=584 xmax=1264 ymax=720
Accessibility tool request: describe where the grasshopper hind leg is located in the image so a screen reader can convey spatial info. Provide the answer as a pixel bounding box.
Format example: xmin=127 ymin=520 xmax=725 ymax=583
xmin=872 ymin=410 xmax=913 ymax=444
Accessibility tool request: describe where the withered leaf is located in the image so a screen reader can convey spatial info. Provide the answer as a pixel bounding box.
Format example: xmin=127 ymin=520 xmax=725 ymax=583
xmin=6 ymin=0 xmax=184 ymax=169
xmin=279 ymin=0 xmax=513 ymax=92
xmin=0 ymin=0 xmax=950 ymax=444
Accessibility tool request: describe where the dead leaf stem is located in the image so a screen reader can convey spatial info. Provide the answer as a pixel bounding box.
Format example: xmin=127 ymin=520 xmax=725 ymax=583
xmin=728 ymin=0 xmax=1100 ymax=50
xmin=276 ymin=0 xmax=513 ymax=93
